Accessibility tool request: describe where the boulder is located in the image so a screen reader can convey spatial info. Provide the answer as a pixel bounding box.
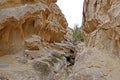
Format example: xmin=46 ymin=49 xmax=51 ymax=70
xmin=24 ymin=35 xmax=41 ymax=50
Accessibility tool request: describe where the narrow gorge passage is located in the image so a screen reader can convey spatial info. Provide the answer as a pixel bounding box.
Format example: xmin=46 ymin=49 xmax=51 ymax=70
xmin=0 ymin=0 xmax=120 ymax=80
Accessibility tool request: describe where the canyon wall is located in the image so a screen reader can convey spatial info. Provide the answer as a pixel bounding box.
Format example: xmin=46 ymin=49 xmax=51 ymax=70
xmin=0 ymin=1 xmax=72 ymax=80
xmin=66 ymin=0 xmax=120 ymax=80
xmin=82 ymin=0 xmax=120 ymax=55
xmin=0 ymin=0 xmax=68 ymax=56
xmin=2 ymin=0 xmax=120 ymax=80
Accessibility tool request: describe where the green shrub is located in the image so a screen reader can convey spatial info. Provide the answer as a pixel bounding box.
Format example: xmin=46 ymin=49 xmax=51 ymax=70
xmin=72 ymin=25 xmax=84 ymax=41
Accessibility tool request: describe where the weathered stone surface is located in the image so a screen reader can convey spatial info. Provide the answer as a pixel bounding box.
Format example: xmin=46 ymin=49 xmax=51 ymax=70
xmin=0 ymin=42 xmax=71 ymax=80
xmin=4 ymin=0 xmax=120 ymax=80
xmin=0 ymin=30 xmax=79 ymax=80
xmin=0 ymin=0 xmax=69 ymax=79
xmin=24 ymin=35 xmax=41 ymax=50
xmin=67 ymin=0 xmax=120 ymax=80
xmin=82 ymin=0 xmax=120 ymax=55
xmin=64 ymin=27 xmax=73 ymax=41
xmin=67 ymin=48 xmax=120 ymax=80
xmin=0 ymin=0 xmax=68 ymax=56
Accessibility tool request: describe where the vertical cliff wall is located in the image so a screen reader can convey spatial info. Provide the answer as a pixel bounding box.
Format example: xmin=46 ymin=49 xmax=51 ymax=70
xmin=82 ymin=0 xmax=120 ymax=55
xmin=66 ymin=0 xmax=120 ymax=80
xmin=0 ymin=0 xmax=68 ymax=56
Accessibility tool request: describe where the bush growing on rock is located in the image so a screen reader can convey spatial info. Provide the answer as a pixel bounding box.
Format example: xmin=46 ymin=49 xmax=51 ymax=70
xmin=72 ymin=25 xmax=84 ymax=41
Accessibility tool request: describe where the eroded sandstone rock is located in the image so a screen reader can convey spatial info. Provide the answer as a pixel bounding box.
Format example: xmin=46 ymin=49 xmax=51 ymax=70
xmin=67 ymin=0 xmax=120 ymax=80
xmin=82 ymin=0 xmax=120 ymax=55
xmin=0 ymin=0 xmax=68 ymax=56
xmin=0 ymin=42 xmax=70 ymax=80
xmin=67 ymin=48 xmax=120 ymax=80
xmin=24 ymin=35 xmax=41 ymax=50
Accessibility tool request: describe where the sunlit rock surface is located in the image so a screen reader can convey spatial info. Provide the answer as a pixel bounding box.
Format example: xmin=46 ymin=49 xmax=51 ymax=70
xmin=0 ymin=0 xmax=68 ymax=56
xmin=0 ymin=1 xmax=70 ymax=79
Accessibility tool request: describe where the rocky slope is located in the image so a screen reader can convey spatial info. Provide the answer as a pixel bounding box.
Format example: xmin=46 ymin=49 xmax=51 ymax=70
xmin=67 ymin=0 xmax=120 ymax=80
xmin=0 ymin=34 xmax=77 ymax=80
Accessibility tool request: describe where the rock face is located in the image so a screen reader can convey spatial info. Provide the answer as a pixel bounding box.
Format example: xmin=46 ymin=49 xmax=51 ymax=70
xmin=2 ymin=0 xmax=120 ymax=80
xmin=67 ymin=0 xmax=120 ymax=80
xmin=64 ymin=27 xmax=74 ymax=41
xmin=0 ymin=34 xmax=77 ymax=80
xmin=82 ymin=0 xmax=120 ymax=55
xmin=67 ymin=48 xmax=120 ymax=80
xmin=0 ymin=0 xmax=68 ymax=56
xmin=0 ymin=0 xmax=74 ymax=80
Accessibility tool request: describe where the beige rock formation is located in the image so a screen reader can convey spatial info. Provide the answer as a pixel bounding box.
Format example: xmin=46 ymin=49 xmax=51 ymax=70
xmin=0 ymin=0 xmax=68 ymax=56
xmin=2 ymin=0 xmax=120 ymax=80
xmin=67 ymin=48 xmax=120 ymax=80
xmin=67 ymin=0 xmax=120 ymax=80
xmin=24 ymin=35 xmax=41 ymax=50
xmin=0 ymin=35 xmax=77 ymax=80
xmin=82 ymin=0 xmax=120 ymax=55
xmin=64 ymin=27 xmax=73 ymax=41
xmin=0 ymin=1 xmax=72 ymax=80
